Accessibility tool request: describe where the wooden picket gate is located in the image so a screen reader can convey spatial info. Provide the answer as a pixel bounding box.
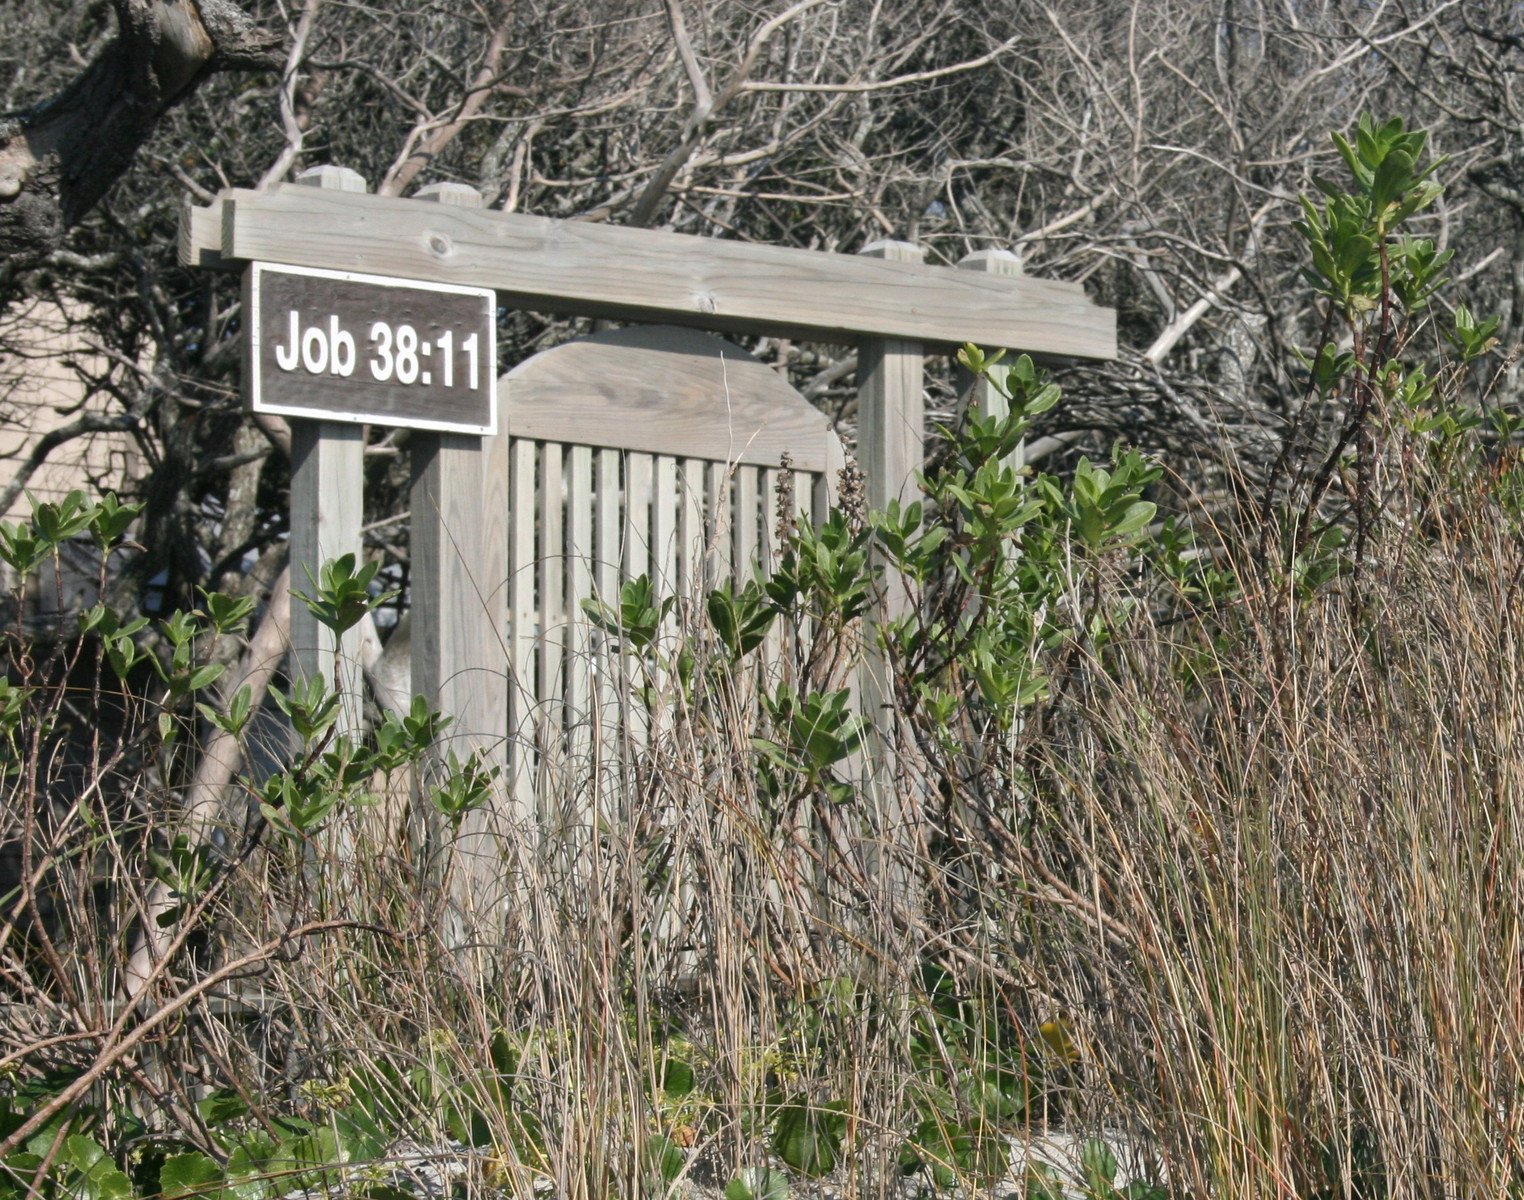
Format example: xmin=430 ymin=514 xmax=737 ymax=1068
xmin=499 ymin=323 xmax=844 ymax=810
xmin=179 ymin=165 xmax=1115 ymax=883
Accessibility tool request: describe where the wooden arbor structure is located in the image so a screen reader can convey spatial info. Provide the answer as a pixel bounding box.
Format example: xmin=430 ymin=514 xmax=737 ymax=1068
xmin=181 ymin=167 xmax=1115 ymax=805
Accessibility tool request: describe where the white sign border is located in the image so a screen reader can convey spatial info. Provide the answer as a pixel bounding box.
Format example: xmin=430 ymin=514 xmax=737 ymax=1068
xmin=247 ymin=261 xmax=499 ymax=436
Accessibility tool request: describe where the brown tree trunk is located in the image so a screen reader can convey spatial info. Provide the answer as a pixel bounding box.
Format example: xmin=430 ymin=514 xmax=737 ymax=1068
xmin=0 ymin=0 xmax=280 ymax=262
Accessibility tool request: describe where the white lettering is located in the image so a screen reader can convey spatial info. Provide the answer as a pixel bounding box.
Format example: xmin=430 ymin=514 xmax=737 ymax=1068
xmin=301 ymin=324 xmax=328 ymax=374
xmin=273 ymin=309 xmax=301 ymax=371
xmin=369 ymin=322 xmax=394 ymax=382
xmin=329 ymin=316 xmax=356 ymax=377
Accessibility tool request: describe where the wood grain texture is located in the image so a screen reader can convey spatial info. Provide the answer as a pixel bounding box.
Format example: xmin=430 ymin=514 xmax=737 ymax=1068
xmin=503 ymin=325 xmax=835 ymax=468
xmin=565 ymin=444 xmax=594 ymax=763
xmin=536 ymin=441 xmax=565 ymax=723
xmin=958 ymin=250 xmax=1025 ymax=473
xmin=189 ymin=186 xmax=1115 ymax=357
xmin=270 ymin=168 xmax=365 ymax=735
xmin=409 ymin=429 xmax=509 ymax=775
xmin=178 ymin=196 xmax=224 ymax=268
xmin=734 ymin=466 xmax=759 ymax=580
xmin=653 ymin=455 xmax=678 ymax=594
xmin=856 ymin=243 xmax=924 ymax=878
xmin=706 ymin=462 xmax=732 ymax=588
xmin=410 ymin=427 xmax=510 ymax=925
xmin=678 ymin=457 xmax=704 ymax=596
xmin=287 ymin=420 xmax=363 ymax=728
xmin=507 ymin=438 xmax=538 ymax=816
xmin=624 ymin=452 xmax=653 ymax=582
xmin=857 ymin=241 xmax=927 ymax=619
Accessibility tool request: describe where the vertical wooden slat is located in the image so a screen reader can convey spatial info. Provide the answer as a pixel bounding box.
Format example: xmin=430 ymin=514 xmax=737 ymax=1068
xmin=594 ymin=445 xmax=618 ymax=737
xmin=624 ymin=452 xmax=652 ymax=583
xmin=760 ymin=466 xmax=786 ymax=673
xmin=595 ymin=449 xmax=622 ymax=602
xmin=706 ymin=461 xmax=732 ymax=588
xmin=814 ymin=436 xmax=847 ymax=522
xmin=537 ymin=442 xmax=565 ymax=737
xmin=678 ymin=456 xmax=704 ymax=599
xmin=594 ymin=447 xmax=622 ymax=771
xmin=760 ymin=467 xmax=782 ymax=571
xmin=734 ymin=465 xmax=759 ymax=581
xmin=508 ymin=438 xmax=538 ymax=816
xmin=651 ymin=456 xmax=679 ymax=733
xmin=653 ymin=455 xmax=679 ymax=594
xmin=622 ymin=452 xmax=654 ymax=753
xmin=565 ymin=445 xmax=594 ymax=772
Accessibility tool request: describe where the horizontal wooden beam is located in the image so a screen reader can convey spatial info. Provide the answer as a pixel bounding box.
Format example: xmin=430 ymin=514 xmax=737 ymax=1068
xmin=180 ymin=187 xmax=1115 ymax=359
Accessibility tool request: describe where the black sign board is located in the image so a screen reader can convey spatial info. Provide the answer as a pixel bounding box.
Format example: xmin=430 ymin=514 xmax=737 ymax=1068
xmin=246 ymin=263 xmax=497 ymax=435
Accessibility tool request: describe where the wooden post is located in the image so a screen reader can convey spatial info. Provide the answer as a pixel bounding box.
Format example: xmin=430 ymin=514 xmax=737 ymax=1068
xmin=285 ymin=166 xmax=367 ymax=732
xmin=409 ymin=180 xmax=510 ymax=780
xmin=856 ymin=241 xmax=926 ymax=618
xmin=957 ymin=249 xmax=1025 ymax=473
xmin=408 ymin=183 xmax=513 ymax=943
xmin=855 ymin=240 xmax=925 ymax=908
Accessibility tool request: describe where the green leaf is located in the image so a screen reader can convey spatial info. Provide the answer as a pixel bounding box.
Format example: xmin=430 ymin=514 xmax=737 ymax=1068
xmin=1119 ymin=1183 xmax=1170 ymax=1200
xmin=160 ymin=1152 xmax=225 ymax=1200
xmin=659 ymin=1057 xmax=695 ymax=1098
xmin=1081 ymin=1138 xmax=1118 ymax=1195
xmin=771 ymin=1099 xmax=847 ymax=1177
xmin=187 ymin=663 xmax=227 ymax=693
xmin=195 ymin=1090 xmax=250 ymax=1127
xmin=724 ymin=1166 xmax=790 ymax=1200
xmin=644 ymin=1134 xmax=685 ymax=1185
xmin=225 ymin=1135 xmax=277 ymax=1200
xmin=1024 ymin=1162 xmax=1067 ymax=1200
xmin=64 ymin=1136 xmax=134 ymax=1200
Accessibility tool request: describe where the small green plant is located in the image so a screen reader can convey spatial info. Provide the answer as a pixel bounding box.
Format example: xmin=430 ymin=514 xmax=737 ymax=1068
xmin=1269 ymin=114 xmax=1504 ymax=565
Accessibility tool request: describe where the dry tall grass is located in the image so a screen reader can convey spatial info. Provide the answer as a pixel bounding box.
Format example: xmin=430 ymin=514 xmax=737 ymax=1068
xmin=8 ymin=470 xmax=1524 ymax=1200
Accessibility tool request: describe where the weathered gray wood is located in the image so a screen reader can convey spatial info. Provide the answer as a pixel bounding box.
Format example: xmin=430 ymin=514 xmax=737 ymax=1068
xmin=621 ymin=451 xmax=653 ymax=753
xmin=536 ymin=442 xmax=565 ymax=734
xmin=653 ymin=455 xmax=679 ymax=646
xmin=282 ymin=169 xmax=369 ymax=731
xmin=507 ymin=438 xmax=538 ymax=817
xmin=295 ymin=165 xmax=367 ymax=194
xmin=414 ymin=182 xmax=483 ymax=208
xmin=734 ymin=466 xmax=759 ymax=580
xmin=761 ymin=466 xmax=784 ymax=570
xmin=856 ymin=241 xmax=925 ymax=905
xmin=565 ymin=444 xmax=594 ymax=765
xmin=958 ymin=249 xmax=1026 ymax=473
xmin=593 ymin=448 xmax=622 ymax=777
xmin=408 ymin=180 xmax=511 ymax=936
xmin=857 ymin=240 xmax=927 ymax=618
xmin=191 ymin=186 xmax=1115 ymax=357
xmin=287 ymin=421 xmax=363 ymax=722
xmin=178 ymin=196 xmax=224 ymax=269
xmin=678 ymin=457 xmax=704 ymax=597
xmin=814 ymin=435 xmax=846 ymax=522
xmin=410 ymin=425 xmax=510 ymax=940
xmin=502 ymin=325 xmax=835 ymax=469
xmin=409 ymin=428 xmax=509 ymax=773
xmin=706 ymin=462 xmax=732 ymax=588
xmin=624 ymin=452 xmax=653 ymax=582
